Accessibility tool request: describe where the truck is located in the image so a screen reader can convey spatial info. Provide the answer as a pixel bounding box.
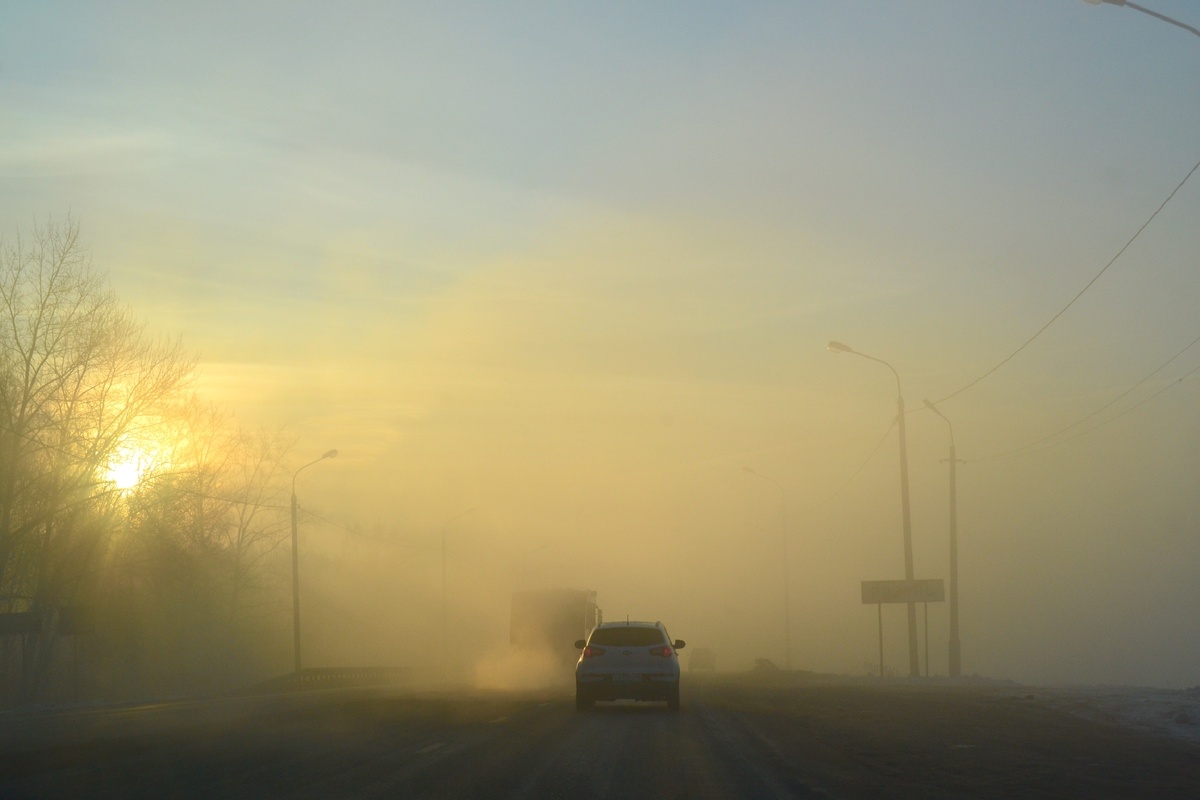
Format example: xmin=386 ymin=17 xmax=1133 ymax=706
xmin=509 ymin=589 xmax=602 ymax=666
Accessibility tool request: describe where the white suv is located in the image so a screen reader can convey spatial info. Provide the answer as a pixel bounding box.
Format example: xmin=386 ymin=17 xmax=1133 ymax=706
xmin=574 ymin=621 xmax=685 ymax=711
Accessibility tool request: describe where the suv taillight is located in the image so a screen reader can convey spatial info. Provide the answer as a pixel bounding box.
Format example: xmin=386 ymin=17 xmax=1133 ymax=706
xmin=649 ymin=645 xmax=674 ymax=658
xmin=583 ymin=646 xmax=606 ymax=659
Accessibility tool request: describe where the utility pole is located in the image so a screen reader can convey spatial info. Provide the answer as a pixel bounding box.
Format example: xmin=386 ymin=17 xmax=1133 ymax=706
xmin=925 ymin=399 xmax=963 ymax=678
xmin=895 ymin=390 xmax=920 ymax=678
xmin=440 ymin=508 xmax=474 ymax=675
xmin=946 ymin=438 xmax=962 ymax=677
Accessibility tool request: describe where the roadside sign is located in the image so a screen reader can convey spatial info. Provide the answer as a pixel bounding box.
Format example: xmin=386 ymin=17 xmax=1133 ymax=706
xmin=861 ymin=579 xmax=945 ymax=678
xmin=861 ymin=579 xmax=945 ymax=605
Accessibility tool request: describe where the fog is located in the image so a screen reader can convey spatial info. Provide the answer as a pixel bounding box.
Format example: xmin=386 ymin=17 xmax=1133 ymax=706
xmin=281 ymin=335 xmax=1200 ymax=690
xmin=3 ymin=2 xmax=1200 ymax=695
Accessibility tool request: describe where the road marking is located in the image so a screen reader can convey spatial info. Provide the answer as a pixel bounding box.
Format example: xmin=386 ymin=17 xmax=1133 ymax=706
xmin=490 ymin=716 xmax=508 ymax=724
xmin=416 ymin=742 xmax=445 ymax=754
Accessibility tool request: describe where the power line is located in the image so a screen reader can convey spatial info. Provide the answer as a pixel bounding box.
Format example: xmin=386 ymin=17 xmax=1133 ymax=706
xmin=934 ymin=155 xmax=1200 ymax=405
xmin=976 ymin=360 xmax=1200 ymax=463
xmin=824 ymin=418 xmax=897 ymax=503
xmin=975 ymin=331 xmax=1200 ymax=461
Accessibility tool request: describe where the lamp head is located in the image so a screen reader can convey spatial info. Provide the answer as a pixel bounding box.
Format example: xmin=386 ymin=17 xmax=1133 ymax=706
xmin=322 ymin=449 xmax=339 ymax=460
xmin=827 ymin=340 xmax=853 ymax=354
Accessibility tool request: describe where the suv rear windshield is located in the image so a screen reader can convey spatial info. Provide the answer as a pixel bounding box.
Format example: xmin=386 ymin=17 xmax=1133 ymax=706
xmin=589 ymin=627 xmax=666 ymax=647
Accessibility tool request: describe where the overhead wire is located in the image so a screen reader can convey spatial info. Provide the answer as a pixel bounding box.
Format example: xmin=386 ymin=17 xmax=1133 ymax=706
xmin=974 ymin=331 xmax=1200 ymax=461
xmin=823 ymin=418 xmax=898 ymax=504
xmin=977 ymin=361 xmax=1200 ymax=462
xmin=933 ymin=155 xmax=1200 ymax=406
xmin=828 ymin=154 xmax=1200 ymax=483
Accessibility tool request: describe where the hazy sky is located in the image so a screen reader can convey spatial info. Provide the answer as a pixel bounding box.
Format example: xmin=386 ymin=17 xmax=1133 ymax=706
xmin=4 ymin=1 xmax=1200 ymax=688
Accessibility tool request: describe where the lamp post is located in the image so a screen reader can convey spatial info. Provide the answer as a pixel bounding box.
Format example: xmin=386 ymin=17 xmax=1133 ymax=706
xmin=924 ymin=399 xmax=962 ymax=678
xmin=441 ymin=507 xmax=475 ymax=673
xmin=1082 ymin=0 xmax=1200 ymax=39
xmin=828 ymin=340 xmax=919 ymax=677
xmin=743 ymin=467 xmax=792 ymax=670
xmin=291 ymin=448 xmax=338 ymax=674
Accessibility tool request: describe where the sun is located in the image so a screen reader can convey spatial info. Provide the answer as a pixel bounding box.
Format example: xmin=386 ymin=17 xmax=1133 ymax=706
xmin=105 ymin=444 xmax=153 ymax=490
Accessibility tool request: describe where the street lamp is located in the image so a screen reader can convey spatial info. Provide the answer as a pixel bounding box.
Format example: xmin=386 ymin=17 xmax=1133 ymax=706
xmin=291 ymin=448 xmax=338 ymax=674
xmin=441 ymin=507 xmax=475 ymax=673
xmin=924 ymin=399 xmax=962 ymax=678
xmin=1082 ymin=0 xmax=1200 ymax=39
xmin=828 ymin=340 xmax=920 ymax=677
xmin=743 ymin=467 xmax=792 ymax=671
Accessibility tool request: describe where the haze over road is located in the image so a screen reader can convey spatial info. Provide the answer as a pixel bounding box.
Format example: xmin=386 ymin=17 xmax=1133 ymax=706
xmin=7 ymin=2 xmax=1200 ymax=696
xmin=3 ymin=676 xmax=1197 ymax=799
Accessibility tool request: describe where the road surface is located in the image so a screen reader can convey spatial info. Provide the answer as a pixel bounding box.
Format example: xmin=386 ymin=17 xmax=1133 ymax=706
xmin=1 ymin=674 xmax=1196 ymax=798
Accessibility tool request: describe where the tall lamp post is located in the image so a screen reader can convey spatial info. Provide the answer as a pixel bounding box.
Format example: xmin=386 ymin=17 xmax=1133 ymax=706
xmin=441 ymin=507 xmax=475 ymax=673
xmin=291 ymin=448 xmax=338 ymax=674
xmin=924 ymin=399 xmax=962 ymax=678
xmin=743 ymin=467 xmax=792 ymax=671
xmin=828 ymin=340 xmax=919 ymax=677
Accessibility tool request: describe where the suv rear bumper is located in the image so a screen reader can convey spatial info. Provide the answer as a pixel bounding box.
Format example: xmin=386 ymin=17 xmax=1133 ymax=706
xmin=576 ymin=674 xmax=678 ymax=702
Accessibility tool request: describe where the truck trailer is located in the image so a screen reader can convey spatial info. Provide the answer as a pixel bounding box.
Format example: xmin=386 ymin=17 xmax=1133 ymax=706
xmin=509 ymin=589 xmax=602 ymax=666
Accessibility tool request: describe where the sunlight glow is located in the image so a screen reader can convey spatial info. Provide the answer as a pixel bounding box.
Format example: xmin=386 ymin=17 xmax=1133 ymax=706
xmin=105 ymin=444 xmax=153 ymax=490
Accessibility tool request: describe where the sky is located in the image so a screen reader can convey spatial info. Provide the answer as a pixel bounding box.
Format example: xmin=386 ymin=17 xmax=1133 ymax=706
xmin=3 ymin=1 xmax=1200 ymax=688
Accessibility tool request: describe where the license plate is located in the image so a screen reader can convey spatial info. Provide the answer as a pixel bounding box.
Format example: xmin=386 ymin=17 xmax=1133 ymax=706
xmin=614 ymin=674 xmax=641 ymax=684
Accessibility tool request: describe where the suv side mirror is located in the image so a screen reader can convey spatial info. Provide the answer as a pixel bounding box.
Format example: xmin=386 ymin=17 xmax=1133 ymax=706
xmin=574 ymin=639 xmax=587 ymax=649
xmin=673 ymin=640 xmax=686 ymax=650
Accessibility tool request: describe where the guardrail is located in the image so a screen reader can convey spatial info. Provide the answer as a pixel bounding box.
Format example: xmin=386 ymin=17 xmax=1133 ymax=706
xmin=256 ymin=667 xmax=413 ymax=693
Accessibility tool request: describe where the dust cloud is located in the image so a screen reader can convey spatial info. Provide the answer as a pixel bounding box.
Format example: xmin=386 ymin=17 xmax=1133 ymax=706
xmin=474 ymin=648 xmax=572 ymax=693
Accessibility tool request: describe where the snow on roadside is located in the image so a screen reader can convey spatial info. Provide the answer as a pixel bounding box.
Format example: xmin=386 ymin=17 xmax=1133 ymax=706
xmin=1033 ymin=686 xmax=1200 ymax=746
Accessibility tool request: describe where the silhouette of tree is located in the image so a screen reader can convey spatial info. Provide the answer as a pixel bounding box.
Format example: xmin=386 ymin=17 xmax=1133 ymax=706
xmin=0 ymin=217 xmax=193 ymax=699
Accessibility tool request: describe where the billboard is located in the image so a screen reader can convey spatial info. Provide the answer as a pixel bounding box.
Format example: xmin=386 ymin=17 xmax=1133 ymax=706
xmin=861 ymin=579 xmax=945 ymax=605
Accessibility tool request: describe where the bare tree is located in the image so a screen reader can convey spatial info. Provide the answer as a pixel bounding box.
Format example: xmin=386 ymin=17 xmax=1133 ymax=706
xmin=98 ymin=398 xmax=296 ymax=695
xmin=0 ymin=217 xmax=194 ymax=700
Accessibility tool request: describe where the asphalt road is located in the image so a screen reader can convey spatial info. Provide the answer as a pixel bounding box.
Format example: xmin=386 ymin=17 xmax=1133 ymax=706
xmin=1 ymin=675 xmax=1197 ymax=799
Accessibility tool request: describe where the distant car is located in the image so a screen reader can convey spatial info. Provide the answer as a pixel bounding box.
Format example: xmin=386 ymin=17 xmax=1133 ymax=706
xmin=574 ymin=621 xmax=685 ymax=712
